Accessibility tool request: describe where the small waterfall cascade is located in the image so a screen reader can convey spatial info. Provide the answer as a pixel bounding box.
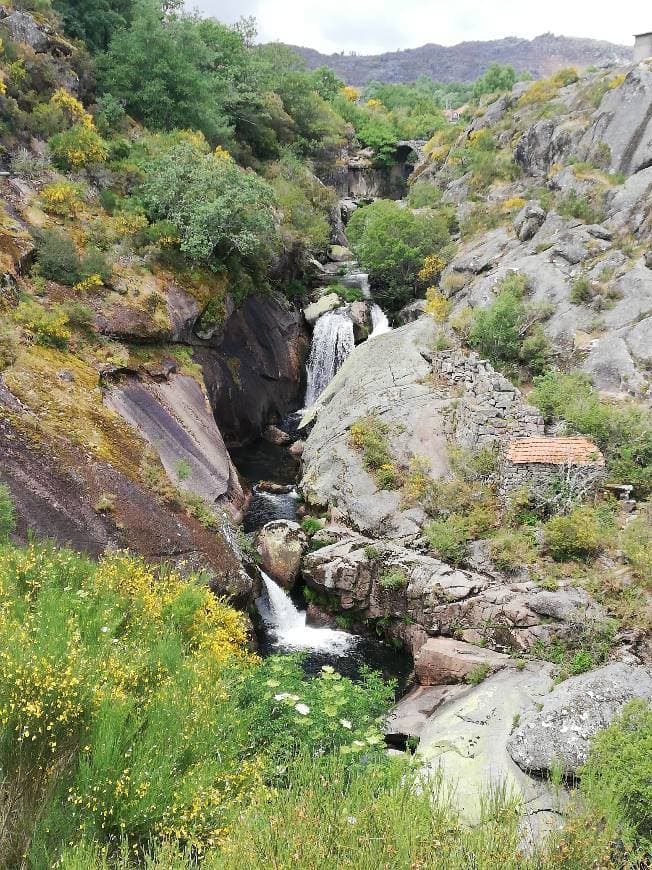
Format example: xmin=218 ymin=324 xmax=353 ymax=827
xmin=304 ymin=310 xmax=355 ymax=406
xmin=257 ymin=572 xmax=357 ymax=655
xmin=369 ymin=303 xmax=390 ymax=337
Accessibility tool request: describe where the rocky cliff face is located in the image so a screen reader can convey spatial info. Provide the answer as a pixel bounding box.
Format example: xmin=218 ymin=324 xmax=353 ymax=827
xmin=417 ymin=61 xmax=652 ymax=395
xmin=289 ymin=33 xmax=632 ymax=86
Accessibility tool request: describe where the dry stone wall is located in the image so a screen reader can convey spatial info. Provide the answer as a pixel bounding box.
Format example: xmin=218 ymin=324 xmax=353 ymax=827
xmin=429 ymin=350 xmax=545 ymax=447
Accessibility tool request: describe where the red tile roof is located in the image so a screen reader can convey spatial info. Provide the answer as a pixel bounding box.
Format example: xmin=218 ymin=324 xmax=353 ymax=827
xmin=506 ymin=437 xmax=604 ymax=466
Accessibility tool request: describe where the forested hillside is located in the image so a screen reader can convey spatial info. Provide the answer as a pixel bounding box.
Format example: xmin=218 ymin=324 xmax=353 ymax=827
xmin=0 ymin=1 xmax=650 ymax=868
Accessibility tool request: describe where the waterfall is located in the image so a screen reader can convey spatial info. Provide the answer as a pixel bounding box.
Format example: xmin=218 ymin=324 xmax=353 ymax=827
xmin=257 ymin=572 xmax=357 ymax=654
xmin=305 ymin=311 xmax=355 ymax=406
xmin=369 ymin=303 xmax=390 ymax=337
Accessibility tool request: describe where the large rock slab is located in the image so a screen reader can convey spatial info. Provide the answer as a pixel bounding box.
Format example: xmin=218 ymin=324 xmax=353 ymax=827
xmin=384 ymin=684 xmax=467 ymax=747
xmin=418 ymin=665 xmax=564 ymax=838
xmin=414 ymin=637 xmax=510 ymax=686
xmin=105 ymin=373 xmax=244 ymax=515
xmin=303 ymin=293 xmax=341 ymax=326
xmin=581 ymin=63 xmax=652 ymax=175
xmin=507 ymin=663 xmax=652 ymax=776
xmin=256 ymin=520 xmax=306 ymax=589
xmin=300 ymin=318 xmax=452 ymax=537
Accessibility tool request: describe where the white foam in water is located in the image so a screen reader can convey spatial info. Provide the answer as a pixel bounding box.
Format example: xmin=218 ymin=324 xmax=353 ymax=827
xmin=304 ymin=310 xmax=355 ymax=406
xmin=369 ymin=303 xmax=390 ymax=337
xmin=258 ymin=572 xmax=357 ymax=655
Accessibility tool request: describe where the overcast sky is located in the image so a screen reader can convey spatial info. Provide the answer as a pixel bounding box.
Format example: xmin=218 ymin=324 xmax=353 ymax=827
xmin=187 ymin=0 xmax=646 ymax=54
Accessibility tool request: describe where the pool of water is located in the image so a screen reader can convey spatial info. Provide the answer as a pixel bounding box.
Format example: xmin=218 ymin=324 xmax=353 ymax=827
xmin=233 ymin=436 xmax=414 ymax=696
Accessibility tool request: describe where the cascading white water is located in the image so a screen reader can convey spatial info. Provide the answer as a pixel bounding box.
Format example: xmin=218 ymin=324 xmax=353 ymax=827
xmin=369 ymin=303 xmax=390 ymax=337
xmin=304 ymin=311 xmax=355 ymax=406
xmin=257 ymin=572 xmax=357 ymax=655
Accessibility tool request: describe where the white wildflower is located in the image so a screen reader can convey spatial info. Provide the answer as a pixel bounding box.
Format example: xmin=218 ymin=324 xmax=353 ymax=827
xmin=295 ymin=703 xmax=310 ymax=715
xmin=339 ymin=719 xmax=352 ymax=729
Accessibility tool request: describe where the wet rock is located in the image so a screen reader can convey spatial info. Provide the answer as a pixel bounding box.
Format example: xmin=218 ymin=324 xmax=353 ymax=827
xmin=197 ymin=293 xmax=308 ymax=444
xmin=396 ymin=299 xmax=426 ymax=324
xmin=256 ymin=519 xmax=307 ymax=589
xmin=414 ymin=637 xmax=510 ymax=686
xmin=263 ymin=425 xmax=291 ymax=445
xmin=288 ymin=439 xmax=305 ymax=457
xmin=305 ymin=602 xmax=338 ymax=629
xmin=508 ymin=664 xmax=652 ymax=777
xmin=645 ymin=250 xmax=652 ymax=269
xmin=257 ymin=482 xmax=294 ymax=495
xmin=303 ymin=293 xmax=341 ymax=327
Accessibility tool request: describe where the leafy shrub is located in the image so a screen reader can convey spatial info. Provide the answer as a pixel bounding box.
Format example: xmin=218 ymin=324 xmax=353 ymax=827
xmin=557 ymin=189 xmax=605 ymax=224
xmin=140 ymin=141 xmax=277 ymax=271
xmin=467 ymin=272 xmax=551 ymax=379
xmin=36 ymin=234 xmax=74 ymax=281
xmin=518 ymin=78 xmax=559 ymax=107
xmin=551 ymin=67 xmax=579 ymax=87
xmin=418 ymin=254 xmax=447 ymax=285
xmin=301 ymin=517 xmax=323 ymax=536
xmin=408 ymin=181 xmax=443 ymax=208
xmin=378 ymin=568 xmax=408 ymax=590
xmin=0 ymin=483 xmax=16 ymax=542
xmin=620 ymin=512 xmax=652 ymax=584
xmin=424 ymin=287 xmax=451 ymax=321
xmin=0 ymin=321 xmax=21 ymax=370
xmin=349 ymin=416 xmax=392 ymax=471
xmin=543 ymin=505 xmax=609 ymax=561
xmin=40 ymin=181 xmax=84 ymax=217
xmin=448 ymin=446 xmax=498 ymax=482
xmin=580 ymin=700 xmax=652 ymax=854
xmin=9 ymin=147 xmax=51 ymax=180
xmin=465 ymin=664 xmax=490 ymax=685
xmin=347 ymin=199 xmax=453 ymax=309
xmin=570 ymin=276 xmax=593 ymax=304
xmin=489 ymin=529 xmax=537 ymax=573
xmin=49 ymin=124 xmax=108 ymax=170
xmin=376 ymin=463 xmax=401 ymax=489
xmin=424 ymin=515 xmax=470 ymax=565
xmin=14 ymin=300 xmax=71 ymax=349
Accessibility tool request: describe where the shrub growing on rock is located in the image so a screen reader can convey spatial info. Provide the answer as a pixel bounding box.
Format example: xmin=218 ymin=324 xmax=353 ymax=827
xmin=49 ymin=124 xmax=108 ymax=170
xmin=543 ymin=505 xmax=610 ymax=562
xmin=0 ymin=483 xmax=15 ymax=542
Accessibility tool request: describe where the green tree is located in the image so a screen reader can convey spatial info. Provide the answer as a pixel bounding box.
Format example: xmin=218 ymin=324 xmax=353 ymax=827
xmin=347 ymin=200 xmax=452 ymax=308
xmin=139 ymin=141 xmax=278 ymax=268
xmin=97 ymin=1 xmax=232 ymax=141
xmin=52 ymin=0 xmax=137 ymax=53
xmin=472 ymin=63 xmax=517 ymax=100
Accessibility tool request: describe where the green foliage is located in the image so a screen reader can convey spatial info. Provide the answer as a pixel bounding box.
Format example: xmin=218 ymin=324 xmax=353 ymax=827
xmin=489 ymin=529 xmax=537 ymax=573
xmin=570 ymin=276 xmax=593 ymax=304
xmin=0 ymin=320 xmax=21 ymax=370
xmin=173 ymin=458 xmax=191 ymax=481
xmin=13 ymin=299 xmax=70 ymax=349
xmin=580 ymin=700 xmax=652 ymax=854
xmin=472 ymin=63 xmax=517 ymax=100
xmin=301 ymin=517 xmax=323 ymax=536
xmin=468 ymin=272 xmax=551 ymax=379
xmin=0 ymin=483 xmax=16 ymax=542
xmin=52 ymin=0 xmax=137 ymax=53
xmin=32 ymin=229 xmax=112 ymax=288
xmin=448 ymin=445 xmax=498 ymax=482
xmin=620 ymin=511 xmax=652 ymax=585
xmin=9 ymin=147 xmax=51 ymax=181
xmin=543 ymin=505 xmax=612 ymax=562
xmin=48 ymin=124 xmax=108 ymax=170
xmin=0 ymin=543 xmax=394 ymax=865
xmin=268 ymin=151 xmax=334 ymax=248
xmin=423 ymin=515 xmax=471 ymax=565
xmin=465 ymin=664 xmax=490 ymax=685
xmin=97 ymin=1 xmax=233 ymax=141
xmin=347 ymin=199 xmax=453 ymax=309
xmin=378 ymin=568 xmax=408 ymax=590
xmin=557 ymin=189 xmax=605 ymax=224
xmin=139 ymin=141 xmax=277 ymax=270
xmin=408 ymin=181 xmax=443 ymax=208
xmin=530 ymin=371 xmax=652 ymax=497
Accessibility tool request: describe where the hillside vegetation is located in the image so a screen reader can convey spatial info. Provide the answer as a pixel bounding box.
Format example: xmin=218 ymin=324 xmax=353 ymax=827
xmin=0 ymin=1 xmax=651 ymax=867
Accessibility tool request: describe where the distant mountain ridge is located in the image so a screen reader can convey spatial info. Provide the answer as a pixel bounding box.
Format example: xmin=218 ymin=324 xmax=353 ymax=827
xmin=287 ymin=33 xmax=632 ymax=85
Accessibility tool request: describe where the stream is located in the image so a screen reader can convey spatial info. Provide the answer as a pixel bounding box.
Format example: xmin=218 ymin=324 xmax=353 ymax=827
xmin=231 ymin=272 xmax=412 ymax=690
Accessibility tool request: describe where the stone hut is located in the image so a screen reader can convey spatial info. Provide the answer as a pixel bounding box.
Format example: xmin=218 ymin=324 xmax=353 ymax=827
xmin=634 ymin=32 xmax=652 ymax=62
xmin=500 ymin=437 xmax=605 ymax=499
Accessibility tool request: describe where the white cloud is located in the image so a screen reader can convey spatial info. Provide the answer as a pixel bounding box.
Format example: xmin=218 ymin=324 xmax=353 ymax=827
xmin=187 ymin=0 xmax=645 ymax=53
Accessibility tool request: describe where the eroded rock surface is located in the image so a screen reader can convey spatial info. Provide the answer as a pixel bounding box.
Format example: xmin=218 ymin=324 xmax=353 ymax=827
xmin=507 ymin=663 xmax=652 ymax=776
